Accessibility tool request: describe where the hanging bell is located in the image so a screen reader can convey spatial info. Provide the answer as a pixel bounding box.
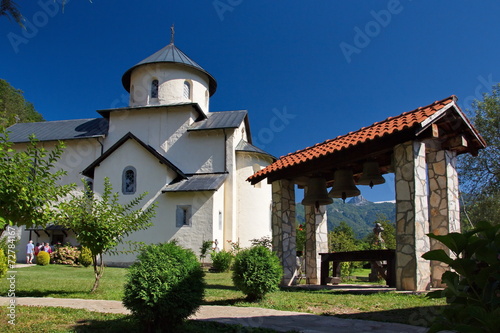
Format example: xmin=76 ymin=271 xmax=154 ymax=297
xmin=301 ymin=177 xmax=333 ymax=209
xmin=357 ymin=160 xmax=385 ymax=188
xmin=328 ymin=169 xmax=360 ymax=202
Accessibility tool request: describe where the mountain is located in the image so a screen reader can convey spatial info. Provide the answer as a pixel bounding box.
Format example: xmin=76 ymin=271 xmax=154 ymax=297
xmin=296 ymin=196 xmax=395 ymax=239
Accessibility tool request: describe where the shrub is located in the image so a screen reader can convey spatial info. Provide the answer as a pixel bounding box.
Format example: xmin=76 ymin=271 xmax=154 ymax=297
xmin=232 ymin=246 xmax=282 ymax=301
xmin=423 ymin=220 xmax=500 ymax=333
xmin=123 ymin=242 xmax=205 ymax=331
xmin=199 ymin=240 xmax=213 ymax=262
xmin=0 ymin=249 xmax=7 ymax=278
xmin=210 ymin=250 xmax=233 ymax=272
xmin=52 ymin=245 xmax=80 ymax=265
xmin=79 ymin=246 xmax=92 ymax=267
xmin=36 ymin=251 xmax=50 ymax=266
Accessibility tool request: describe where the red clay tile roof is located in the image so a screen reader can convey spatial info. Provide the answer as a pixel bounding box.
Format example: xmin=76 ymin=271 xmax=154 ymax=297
xmin=248 ymin=96 xmax=462 ymax=184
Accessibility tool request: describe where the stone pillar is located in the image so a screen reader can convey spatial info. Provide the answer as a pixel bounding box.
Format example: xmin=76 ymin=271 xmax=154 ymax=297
xmin=427 ymin=149 xmax=461 ymax=287
xmin=271 ymin=179 xmax=297 ymax=286
xmin=394 ymin=141 xmax=431 ymax=291
xmin=304 ymin=204 xmax=328 ymax=284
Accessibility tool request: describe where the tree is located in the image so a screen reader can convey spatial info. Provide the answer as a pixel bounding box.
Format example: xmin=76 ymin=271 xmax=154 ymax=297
xmin=59 ymin=178 xmax=156 ymax=292
xmin=0 ymin=79 xmax=44 ymax=128
xmin=458 ymin=83 xmax=500 ymax=227
xmin=0 ymin=0 xmax=22 ymax=27
xmin=328 ymin=221 xmax=360 ymax=279
xmin=0 ymin=129 xmax=73 ymax=230
xmin=1 ymin=1 xmax=92 ymax=27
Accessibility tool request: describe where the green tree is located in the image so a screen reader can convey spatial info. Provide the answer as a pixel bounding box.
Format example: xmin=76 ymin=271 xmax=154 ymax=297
xmin=0 ymin=130 xmax=73 ymax=230
xmin=59 ymin=178 xmax=156 ymax=292
xmin=459 ymin=83 xmax=500 ymax=227
xmin=328 ymin=221 xmax=360 ymax=279
xmin=0 ymin=79 xmax=44 ymax=128
xmin=0 ymin=0 xmax=22 ymax=27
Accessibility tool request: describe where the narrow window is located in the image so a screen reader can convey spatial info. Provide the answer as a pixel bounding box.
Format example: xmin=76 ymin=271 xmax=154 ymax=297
xmin=183 ymin=81 xmax=191 ymax=99
xmin=176 ymin=205 xmax=192 ymax=227
xmin=218 ymin=211 xmax=223 ymax=230
xmin=151 ymin=79 xmax=159 ymax=98
xmin=122 ymin=166 xmax=136 ymax=194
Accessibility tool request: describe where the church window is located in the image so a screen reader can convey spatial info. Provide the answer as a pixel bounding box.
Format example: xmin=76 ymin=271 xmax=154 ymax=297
xmin=151 ymin=79 xmax=159 ymax=99
xmin=122 ymin=166 xmax=136 ymax=194
xmin=183 ymin=81 xmax=191 ymax=100
xmin=176 ymin=205 xmax=192 ymax=227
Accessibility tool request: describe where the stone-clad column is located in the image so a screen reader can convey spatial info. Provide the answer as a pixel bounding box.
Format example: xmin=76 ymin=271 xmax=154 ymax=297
xmin=427 ymin=149 xmax=461 ymax=287
xmin=394 ymin=141 xmax=431 ymax=291
xmin=271 ymin=179 xmax=297 ymax=286
xmin=305 ymin=204 xmax=328 ymax=284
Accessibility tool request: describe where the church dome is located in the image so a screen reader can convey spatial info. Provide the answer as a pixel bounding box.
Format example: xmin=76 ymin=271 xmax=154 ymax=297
xmin=121 ymin=43 xmax=217 ymax=97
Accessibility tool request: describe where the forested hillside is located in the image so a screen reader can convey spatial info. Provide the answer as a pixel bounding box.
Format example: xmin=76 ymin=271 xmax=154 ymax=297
xmin=296 ymin=196 xmax=395 ymax=239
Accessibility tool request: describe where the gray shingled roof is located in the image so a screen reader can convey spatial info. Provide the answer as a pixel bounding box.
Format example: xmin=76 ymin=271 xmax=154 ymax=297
xmin=122 ymin=43 xmax=217 ymax=96
xmin=7 ymin=118 xmax=108 ymax=143
xmin=236 ymin=140 xmax=276 ymax=160
xmin=162 ymin=173 xmax=227 ymax=192
xmin=188 ymin=110 xmax=247 ymax=131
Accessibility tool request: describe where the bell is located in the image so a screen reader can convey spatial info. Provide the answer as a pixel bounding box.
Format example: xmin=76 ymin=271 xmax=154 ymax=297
xmin=328 ymin=169 xmax=360 ymax=202
xmin=357 ymin=160 xmax=385 ymax=188
xmin=301 ymin=177 xmax=333 ymax=209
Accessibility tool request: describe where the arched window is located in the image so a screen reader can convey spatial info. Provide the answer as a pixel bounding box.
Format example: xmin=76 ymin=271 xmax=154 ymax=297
xmin=183 ymin=81 xmax=191 ymax=100
xmin=122 ymin=166 xmax=136 ymax=194
xmin=151 ymin=79 xmax=159 ymax=99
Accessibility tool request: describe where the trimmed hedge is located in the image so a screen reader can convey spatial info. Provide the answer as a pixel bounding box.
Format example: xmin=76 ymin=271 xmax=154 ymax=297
xmin=232 ymin=246 xmax=282 ymax=301
xmin=123 ymin=242 xmax=205 ymax=331
xmin=36 ymin=251 xmax=50 ymax=266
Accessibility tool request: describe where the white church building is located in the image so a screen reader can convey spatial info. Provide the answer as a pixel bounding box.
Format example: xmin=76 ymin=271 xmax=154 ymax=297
xmin=9 ymin=39 xmax=275 ymax=265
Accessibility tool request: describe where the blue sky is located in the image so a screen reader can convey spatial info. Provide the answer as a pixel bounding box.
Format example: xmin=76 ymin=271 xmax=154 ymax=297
xmin=1 ymin=1 xmax=499 ymax=202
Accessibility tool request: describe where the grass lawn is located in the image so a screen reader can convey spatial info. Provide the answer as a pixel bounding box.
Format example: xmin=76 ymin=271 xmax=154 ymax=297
xmin=0 ymin=265 xmax=446 ymax=329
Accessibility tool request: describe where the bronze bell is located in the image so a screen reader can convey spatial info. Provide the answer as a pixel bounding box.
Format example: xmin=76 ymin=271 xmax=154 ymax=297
xmin=358 ymin=160 xmax=385 ymax=188
xmin=328 ymin=169 xmax=360 ymax=202
xmin=302 ymin=177 xmax=333 ymax=209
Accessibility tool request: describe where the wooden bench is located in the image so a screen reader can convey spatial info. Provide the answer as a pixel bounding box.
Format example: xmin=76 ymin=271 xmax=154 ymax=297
xmin=319 ymin=249 xmax=396 ymax=287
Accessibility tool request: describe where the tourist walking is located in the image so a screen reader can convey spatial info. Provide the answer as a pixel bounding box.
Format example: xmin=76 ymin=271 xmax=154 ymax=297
xmin=26 ymin=240 xmax=34 ymax=264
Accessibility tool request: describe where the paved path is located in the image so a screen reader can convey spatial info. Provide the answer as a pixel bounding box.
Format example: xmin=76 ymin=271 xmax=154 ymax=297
xmin=0 ymin=297 xmax=428 ymax=333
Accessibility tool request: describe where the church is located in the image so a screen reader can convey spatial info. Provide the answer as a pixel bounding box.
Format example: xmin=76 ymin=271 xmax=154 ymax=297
xmin=9 ymin=37 xmax=275 ymax=265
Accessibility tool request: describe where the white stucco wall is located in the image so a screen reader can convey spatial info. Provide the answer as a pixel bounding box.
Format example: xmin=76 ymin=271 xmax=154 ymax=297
xmin=104 ymin=106 xmax=225 ymax=174
xmin=129 ymin=63 xmax=210 ymax=114
xmin=236 ymin=151 xmax=273 ymax=248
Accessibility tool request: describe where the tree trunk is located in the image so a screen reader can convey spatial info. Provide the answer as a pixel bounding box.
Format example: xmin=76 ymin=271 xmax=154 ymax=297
xmin=90 ymin=254 xmax=104 ymax=293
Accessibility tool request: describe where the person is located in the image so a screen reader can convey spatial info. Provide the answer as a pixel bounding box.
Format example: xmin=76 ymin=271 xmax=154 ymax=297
xmin=34 ymin=243 xmax=40 ymax=256
xmin=43 ymin=242 xmax=52 ymax=254
xmin=26 ymin=240 xmax=35 ymax=264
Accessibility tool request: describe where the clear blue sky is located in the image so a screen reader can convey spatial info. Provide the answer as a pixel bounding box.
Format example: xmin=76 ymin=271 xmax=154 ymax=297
xmin=1 ymin=1 xmax=499 ymax=202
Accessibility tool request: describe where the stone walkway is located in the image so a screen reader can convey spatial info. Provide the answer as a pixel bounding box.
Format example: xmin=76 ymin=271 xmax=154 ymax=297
xmin=0 ymin=296 xmax=429 ymax=333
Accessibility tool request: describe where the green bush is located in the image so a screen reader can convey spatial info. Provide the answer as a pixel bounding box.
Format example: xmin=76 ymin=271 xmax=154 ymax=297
xmin=79 ymin=246 xmax=92 ymax=267
xmin=52 ymin=245 xmax=80 ymax=265
xmin=210 ymin=250 xmax=233 ymax=272
xmin=423 ymin=220 xmax=500 ymax=333
xmin=36 ymin=251 xmax=50 ymax=266
xmin=232 ymin=246 xmax=282 ymax=301
xmin=0 ymin=249 xmax=7 ymax=278
xmin=123 ymin=242 xmax=205 ymax=331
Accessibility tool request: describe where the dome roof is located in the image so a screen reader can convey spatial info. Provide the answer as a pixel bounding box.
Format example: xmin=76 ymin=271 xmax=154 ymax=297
xmin=121 ymin=43 xmax=217 ymax=96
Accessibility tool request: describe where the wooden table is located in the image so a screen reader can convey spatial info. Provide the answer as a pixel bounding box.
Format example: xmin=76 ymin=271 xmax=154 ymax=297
xmin=319 ymin=249 xmax=396 ymax=287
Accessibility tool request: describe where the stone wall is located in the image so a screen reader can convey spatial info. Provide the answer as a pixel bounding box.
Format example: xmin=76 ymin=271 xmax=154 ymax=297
xmin=271 ymin=179 xmax=297 ymax=286
xmin=394 ymin=141 xmax=431 ymax=291
xmin=427 ymin=149 xmax=460 ymax=287
xmin=304 ymin=205 xmax=328 ymax=284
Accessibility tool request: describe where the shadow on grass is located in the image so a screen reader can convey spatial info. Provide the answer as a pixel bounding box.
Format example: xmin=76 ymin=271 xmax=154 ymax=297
xmin=204 ymin=283 xmax=240 ymax=291
xmin=332 ymin=305 xmax=445 ymax=327
xmin=73 ymin=315 xmax=141 ymax=332
xmin=13 ymin=289 xmax=92 ymax=298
